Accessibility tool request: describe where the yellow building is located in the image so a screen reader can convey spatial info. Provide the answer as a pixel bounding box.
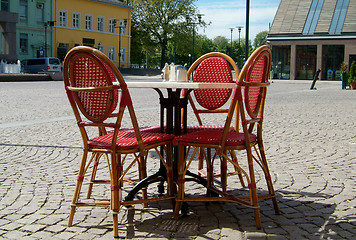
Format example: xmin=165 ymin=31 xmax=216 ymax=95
xmin=53 ymin=0 xmax=132 ymax=68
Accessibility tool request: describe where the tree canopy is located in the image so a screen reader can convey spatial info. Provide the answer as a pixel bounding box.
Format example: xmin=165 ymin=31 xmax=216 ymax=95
xmin=253 ymin=30 xmax=268 ymax=48
xmin=130 ymin=0 xmax=198 ymax=68
xmin=129 ymin=0 xmax=269 ymax=69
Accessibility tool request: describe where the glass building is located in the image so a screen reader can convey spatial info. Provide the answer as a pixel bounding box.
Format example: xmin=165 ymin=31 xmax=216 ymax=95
xmin=268 ymin=0 xmax=356 ymax=80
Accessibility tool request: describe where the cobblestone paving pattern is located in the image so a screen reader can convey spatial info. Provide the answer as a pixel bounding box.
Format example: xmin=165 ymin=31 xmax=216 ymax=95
xmin=0 ymin=77 xmax=355 ymax=239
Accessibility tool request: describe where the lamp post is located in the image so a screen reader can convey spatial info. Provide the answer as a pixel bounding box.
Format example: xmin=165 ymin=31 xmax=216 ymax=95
xmin=245 ymin=0 xmax=250 ymax=62
xmin=115 ymin=19 xmax=128 ymax=69
xmin=186 ymin=14 xmax=202 ymax=64
xmin=236 ymin=26 xmax=243 ymax=46
xmin=44 ymin=22 xmax=48 ymax=57
xmin=229 ymin=27 xmax=234 ymax=56
xmin=44 ymin=21 xmax=55 ymax=57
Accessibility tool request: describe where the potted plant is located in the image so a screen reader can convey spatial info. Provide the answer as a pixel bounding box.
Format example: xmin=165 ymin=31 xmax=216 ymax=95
xmin=340 ymin=61 xmax=349 ymax=89
xmin=348 ymin=61 xmax=356 ymax=90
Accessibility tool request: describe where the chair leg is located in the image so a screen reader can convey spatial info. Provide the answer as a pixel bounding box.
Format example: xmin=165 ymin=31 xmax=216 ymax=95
xmin=246 ymin=146 xmax=262 ymax=228
xmin=220 ymin=153 xmax=227 ymax=192
xmin=87 ymin=153 xmax=102 ymax=199
xmin=113 ymin=212 xmax=119 ymax=238
xmin=138 ymin=155 xmax=148 ymax=208
xmin=174 ymin=145 xmax=185 ymax=219
xmin=257 ymin=143 xmax=280 ymax=214
xmin=206 ymin=149 xmax=215 ymax=196
xmin=230 ymin=150 xmax=246 ymax=187
xmin=68 ymin=150 xmax=88 ymax=226
xmin=111 ymin=153 xmax=121 ymax=238
xmin=198 ymin=149 xmax=204 ymax=176
xmin=165 ymin=144 xmax=174 ymax=197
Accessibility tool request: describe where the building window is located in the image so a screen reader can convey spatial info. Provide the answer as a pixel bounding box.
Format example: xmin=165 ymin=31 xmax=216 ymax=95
xmin=36 ymin=2 xmax=44 ymax=22
xmin=109 ymin=19 xmax=116 ymax=33
xmin=85 ymin=14 xmax=92 ymax=30
xmin=19 ymin=0 xmax=28 ymax=20
xmin=271 ymin=46 xmax=291 ymax=80
xmin=1 ymin=0 xmax=9 ymax=11
xmin=108 ymin=47 xmax=115 ymax=61
xmin=329 ymin=0 xmax=350 ymax=34
xmin=72 ymin=12 xmax=80 ymax=29
xmin=120 ymin=48 xmax=126 ymax=63
xmin=322 ymin=45 xmax=344 ymax=80
xmin=20 ymin=33 xmax=28 ymax=54
xmin=119 ymin=20 xmax=127 ymax=35
xmin=97 ymin=16 xmax=104 ymax=32
xmin=296 ymin=45 xmax=317 ymax=80
xmin=59 ymin=10 xmax=67 ymax=27
xmin=97 ymin=44 xmax=104 ymax=53
xmin=303 ymin=0 xmax=324 ymax=35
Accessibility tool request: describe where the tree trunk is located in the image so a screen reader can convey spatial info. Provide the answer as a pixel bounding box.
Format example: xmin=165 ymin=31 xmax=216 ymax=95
xmin=160 ymin=41 xmax=167 ymax=69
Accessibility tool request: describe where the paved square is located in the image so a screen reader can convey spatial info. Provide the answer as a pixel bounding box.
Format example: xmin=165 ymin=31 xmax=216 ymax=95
xmin=0 ymin=77 xmax=355 ymax=239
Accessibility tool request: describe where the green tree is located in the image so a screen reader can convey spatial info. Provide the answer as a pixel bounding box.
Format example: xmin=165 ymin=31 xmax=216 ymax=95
xmin=253 ymin=30 xmax=268 ymax=48
xmin=130 ymin=0 xmax=199 ymax=68
xmin=213 ymin=36 xmax=229 ymax=53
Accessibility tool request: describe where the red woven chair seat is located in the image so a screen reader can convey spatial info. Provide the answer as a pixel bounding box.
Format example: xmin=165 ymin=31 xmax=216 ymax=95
xmin=140 ymin=124 xmax=233 ymax=135
xmin=89 ymin=129 xmax=174 ymax=150
xmin=175 ymin=129 xmax=256 ymax=146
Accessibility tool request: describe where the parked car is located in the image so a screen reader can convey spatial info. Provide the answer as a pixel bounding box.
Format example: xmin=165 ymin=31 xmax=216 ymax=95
xmin=22 ymin=57 xmax=61 ymax=73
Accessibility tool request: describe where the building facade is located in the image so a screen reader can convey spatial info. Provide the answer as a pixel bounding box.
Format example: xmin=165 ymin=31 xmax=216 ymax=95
xmin=267 ymin=0 xmax=356 ymax=80
xmin=54 ymin=0 xmax=132 ymax=68
xmin=1 ymin=0 xmax=53 ymax=62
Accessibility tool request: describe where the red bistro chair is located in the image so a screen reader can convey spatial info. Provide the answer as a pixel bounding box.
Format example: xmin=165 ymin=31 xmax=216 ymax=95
xmin=183 ymin=52 xmax=245 ymax=189
xmin=174 ymin=45 xmax=280 ymax=228
xmin=63 ymin=46 xmax=175 ymax=238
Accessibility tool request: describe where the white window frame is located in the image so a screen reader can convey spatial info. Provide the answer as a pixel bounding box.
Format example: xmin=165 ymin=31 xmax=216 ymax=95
xmin=19 ymin=0 xmax=28 ymax=20
xmin=109 ymin=18 xmax=116 ymax=33
xmin=97 ymin=44 xmax=104 ymax=53
xmin=120 ymin=47 xmax=126 ymax=63
xmin=119 ymin=19 xmax=127 ymax=35
xmin=36 ymin=2 xmax=44 ymax=22
xmin=97 ymin=16 xmax=104 ymax=32
xmin=59 ymin=10 xmax=67 ymax=27
xmin=85 ymin=14 xmax=92 ymax=30
xmin=108 ymin=47 xmax=115 ymax=61
xmin=72 ymin=12 xmax=80 ymax=29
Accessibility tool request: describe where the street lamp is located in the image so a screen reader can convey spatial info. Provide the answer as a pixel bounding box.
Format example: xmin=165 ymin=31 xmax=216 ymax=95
xmin=44 ymin=21 xmax=55 ymax=57
xmin=114 ymin=19 xmax=128 ymax=69
xmin=229 ymin=27 xmax=234 ymax=56
xmin=236 ymin=26 xmax=243 ymax=46
xmin=245 ymin=0 xmax=250 ymax=62
xmin=186 ymin=14 xmax=202 ymax=63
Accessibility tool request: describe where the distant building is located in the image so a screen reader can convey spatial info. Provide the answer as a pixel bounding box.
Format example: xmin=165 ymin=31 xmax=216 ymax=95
xmin=54 ymin=0 xmax=132 ymax=68
xmin=267 ymin=0 xmax=356 ymax=80
xmin=0 ymin=2 xmax=18 ymax=63
xmin=0 ymin=0 xmax=52 ymax=62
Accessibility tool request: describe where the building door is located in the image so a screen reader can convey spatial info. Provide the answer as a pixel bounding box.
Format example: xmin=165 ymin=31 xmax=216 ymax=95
xmin=322 ymin=45 xmax=344 ymax=80
xmin=296 ymin=45 xmax=317 ymax=80
xmin=271 ymin=46 xmax=291 ymax=79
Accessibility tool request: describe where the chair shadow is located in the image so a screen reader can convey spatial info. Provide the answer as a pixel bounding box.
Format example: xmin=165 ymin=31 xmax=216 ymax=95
xmin=109 ymin=188 xmax=346 ymax=239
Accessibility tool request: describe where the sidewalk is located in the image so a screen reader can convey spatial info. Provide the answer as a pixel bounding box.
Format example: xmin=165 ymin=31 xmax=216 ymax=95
xmin=0 ymin=79 xmax=355 ymax=239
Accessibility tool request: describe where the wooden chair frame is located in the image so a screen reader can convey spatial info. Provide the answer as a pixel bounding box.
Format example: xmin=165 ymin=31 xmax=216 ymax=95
xmin=63 ymin=46 xmax=175 ymax=238
xmin=184 ymin=52 xmax=245 ymax=189
xmin=174 ymin=45 xmax=280 ymax=228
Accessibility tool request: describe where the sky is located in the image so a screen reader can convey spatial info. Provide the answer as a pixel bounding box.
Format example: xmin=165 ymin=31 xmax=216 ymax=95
xmin=194 ymin=0 xmax=281 ymax=42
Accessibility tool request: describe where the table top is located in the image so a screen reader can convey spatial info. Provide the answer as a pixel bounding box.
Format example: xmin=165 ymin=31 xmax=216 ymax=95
xmin=121 ymin=81 xmax=236 ymax=89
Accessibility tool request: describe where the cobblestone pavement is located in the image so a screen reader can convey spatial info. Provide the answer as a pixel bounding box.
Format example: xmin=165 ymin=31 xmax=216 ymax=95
xmin=0 ymin=77 xmax=355 ymax=239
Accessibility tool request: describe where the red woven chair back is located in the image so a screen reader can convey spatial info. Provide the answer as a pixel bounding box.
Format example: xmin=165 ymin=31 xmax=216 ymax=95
xmin=64 ymin=51 xmax=118 ymax=123
xmin=193 ymin=57 xmax=233 ymax=110
xmin=243 ymin=48 xmax=271 ymax=119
